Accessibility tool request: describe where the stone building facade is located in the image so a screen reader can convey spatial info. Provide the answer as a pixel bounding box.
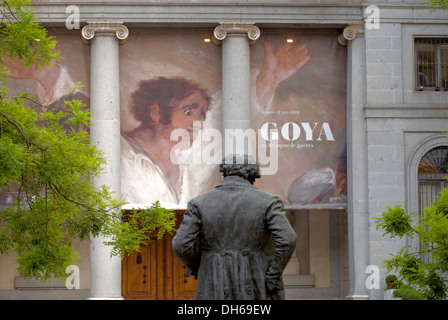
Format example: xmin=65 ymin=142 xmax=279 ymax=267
xmin=0 ymin=0 xmax=447 ymax=300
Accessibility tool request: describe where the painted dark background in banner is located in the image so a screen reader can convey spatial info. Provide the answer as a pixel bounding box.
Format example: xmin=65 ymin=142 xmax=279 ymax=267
xmin=250 ymin=29 xmax=347 ymax=209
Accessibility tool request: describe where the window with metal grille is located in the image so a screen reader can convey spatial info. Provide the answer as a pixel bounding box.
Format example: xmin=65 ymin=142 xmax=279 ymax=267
xmin=418 ymin=146 xmax=448 ymax=262
xmin=415 ymin=38 xmax=448 ymax=91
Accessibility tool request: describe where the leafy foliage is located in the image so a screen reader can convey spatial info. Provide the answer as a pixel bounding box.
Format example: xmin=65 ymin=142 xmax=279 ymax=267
xmin=373 ymin=205 xmax=414 ymax=239
xmin=0 ymin=0 xmax=176 ymax=281
xmin=104 ymin=202 xmax=176 ymax=258
xmin=0 ymin=0 xmax=60 ymax=76
xmin=424 ymin=0 xmax=448 ymax=12
xmin=385 ymin=274 xmax=403 ymax=289
xmin=375 ymin=193 xmax=448 ymax=300
xmin=393 ymin=284 xmax=425 ymax=300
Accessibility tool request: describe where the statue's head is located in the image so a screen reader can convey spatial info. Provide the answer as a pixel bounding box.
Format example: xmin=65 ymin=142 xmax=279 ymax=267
xmin=219 ymin=154 xmax=261 ymax=185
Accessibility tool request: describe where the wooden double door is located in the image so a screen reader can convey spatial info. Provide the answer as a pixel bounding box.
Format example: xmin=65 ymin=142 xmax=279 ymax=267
xmin=121 ymin=212 xmax=197 ymax=300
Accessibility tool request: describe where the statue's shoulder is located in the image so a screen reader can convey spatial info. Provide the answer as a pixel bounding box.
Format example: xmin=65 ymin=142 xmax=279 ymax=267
xmin=254 ymin=189 xmax=282 ymax=203
xmin=188 ymin=187 xmax=218 ymax=204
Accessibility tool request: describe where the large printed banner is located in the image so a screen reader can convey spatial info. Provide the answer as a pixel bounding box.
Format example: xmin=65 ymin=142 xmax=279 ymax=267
xmin=4 ymin=29 xmax=347 ymax=210
xmin=119 ymin=28 xmax=347 ymax=210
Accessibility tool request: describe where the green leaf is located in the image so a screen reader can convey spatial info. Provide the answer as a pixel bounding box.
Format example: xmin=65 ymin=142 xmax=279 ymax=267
xmin=373 ymin=205 xmax=414 ymax=238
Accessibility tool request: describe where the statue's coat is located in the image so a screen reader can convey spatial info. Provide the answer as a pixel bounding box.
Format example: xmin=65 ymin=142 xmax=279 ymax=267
xmin=172 ymin=175 xmax=297 ymax=300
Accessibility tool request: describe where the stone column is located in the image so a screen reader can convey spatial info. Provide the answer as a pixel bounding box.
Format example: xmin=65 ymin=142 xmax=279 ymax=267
xmin=343 ymin=24 xmax=370 ymax=300
xmin=213 ymin=23 xmax=260 ymax=159
xmin=81 ymin=22 xmax=129 ymax=300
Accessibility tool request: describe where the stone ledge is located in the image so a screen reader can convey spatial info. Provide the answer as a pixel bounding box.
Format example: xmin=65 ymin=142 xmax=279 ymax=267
xmin=0 ymin=289 xmax=90 ymax=300
xmin=15 ymin=277 xmax=66 ymax=290
xmin=365 ymin=104 xmax=448 ymax=119
xmin=283 ymin=274 xmax=316 ymax=287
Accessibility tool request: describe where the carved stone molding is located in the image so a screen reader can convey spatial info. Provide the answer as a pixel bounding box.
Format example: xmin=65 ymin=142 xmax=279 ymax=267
xmin=81 ymin=22 xmax=129 ymax=44
xmin=338 ymin=24 xmax=364 ymax=46
xmin=213 ymin=23 xmax=261 ymax=45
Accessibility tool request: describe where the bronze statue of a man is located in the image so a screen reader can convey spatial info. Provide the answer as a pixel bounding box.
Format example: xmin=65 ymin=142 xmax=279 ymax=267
xmin=172 ymin=154 xmax=297 ymax=300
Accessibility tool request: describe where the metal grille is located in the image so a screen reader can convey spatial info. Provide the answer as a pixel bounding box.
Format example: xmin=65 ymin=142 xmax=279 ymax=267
xmin=419 ymin=174 xmax=448 ymax=216
xmin=418 ymin=146 xmax=448 ymax=262
xmin=418 ymin=175 xmax=446 ymax=263
xmin=415 ymin=38 xmax=448 ymax=90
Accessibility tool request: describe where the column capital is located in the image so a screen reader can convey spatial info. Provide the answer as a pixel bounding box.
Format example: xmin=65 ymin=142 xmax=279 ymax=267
xmin=213 ymin=23 xmax=260 ymax=45
xmin=82 ymin=22 xmax=129 ymax=45
xmin=338 ymin=24 xmax=364 ymax=46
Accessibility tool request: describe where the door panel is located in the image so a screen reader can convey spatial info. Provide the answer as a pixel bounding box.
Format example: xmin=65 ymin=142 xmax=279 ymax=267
xmin=122 ymin=211 xmax=197 ymax=300
xmin=169 ymin=235 xmax=197 ymax=299
xmin=122 ymin=244 xmax=157 ymax=300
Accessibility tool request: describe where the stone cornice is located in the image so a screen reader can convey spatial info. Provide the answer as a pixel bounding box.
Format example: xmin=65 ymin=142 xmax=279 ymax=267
xmin=365 ymin=104 xmax=448 ymax=119
xmin=81 ymin=22 xmax=129 ymax=44
xmin=24 ymin=3 xmax=364 ymax=27
xmin=10 ymin=2 xmax=447 ymax=29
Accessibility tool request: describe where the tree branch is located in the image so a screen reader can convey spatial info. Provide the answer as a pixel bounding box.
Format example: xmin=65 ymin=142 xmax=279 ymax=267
xmin=49 ymin=183 xmax=120 ymax=218
xmin=0 ymin=111 xmax=48 ymax=151
xmin=0 ymin=111 xmax=31 ymax=148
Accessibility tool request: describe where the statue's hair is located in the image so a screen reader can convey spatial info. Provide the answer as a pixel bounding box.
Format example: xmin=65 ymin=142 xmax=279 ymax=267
xmin=219 ymin=154 xmax=260 ymax=183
